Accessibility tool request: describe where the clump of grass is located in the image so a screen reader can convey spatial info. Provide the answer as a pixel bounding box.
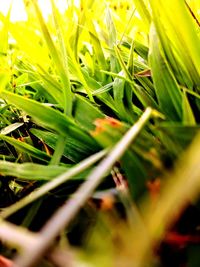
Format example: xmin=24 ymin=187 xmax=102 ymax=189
xmin=0 ymin=1 xmax=200 ymax=267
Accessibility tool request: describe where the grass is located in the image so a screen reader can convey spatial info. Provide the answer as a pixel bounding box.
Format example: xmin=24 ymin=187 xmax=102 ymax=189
xmin=0 ymin=0 xmax=200 ymax=266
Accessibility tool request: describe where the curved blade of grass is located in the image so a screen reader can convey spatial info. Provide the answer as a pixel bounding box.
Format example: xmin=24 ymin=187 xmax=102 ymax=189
xmin=1 ymin=90 xmax=73 ymax=128
xmin=113 ymin=75 xmax=130 ymax=120
xmin=91 ymin=82 xmax=114 ymax=96
xmin=65 ymin=43 xmax=95 ymax=102
xmin=0 ymin=134 xmax=51 ymax=162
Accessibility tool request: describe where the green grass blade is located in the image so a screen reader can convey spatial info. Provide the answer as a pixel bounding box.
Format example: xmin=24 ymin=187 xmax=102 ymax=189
xmin=0 ymin=149 xmax=107 ymax=219
xmin=87 ymin=21 xmax=107 ymax=71
xmin=50 ymin=0 xmax=72 ymax=115
xmin=0 ymin=161 xmax=90 ymax=181
xmin=1 ymin=91 xmax=97 ymax=146
xmin=49 ymin=135 xmax=66 ymax=165
xmin=0 ymin=161 xmax=66 ymax=180
xmin=182 ymin=91 xmax=196 ymax=125
xmin=30 ymin=128 xmax=95 ymax=163
xmin=105 ymin=7 xmax=120 ymax=73
xmin=0 ymin=134 xmax=50 ymax=162
xmin=1 ymin=91 xmax=73 ymax=130
xmin=73 ymin=95 xmax=104 ymax=131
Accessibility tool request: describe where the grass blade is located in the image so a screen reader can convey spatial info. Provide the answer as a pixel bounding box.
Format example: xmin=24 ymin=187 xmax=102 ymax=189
xmin=31 ymin=0 xmax=72 ymax=115
xmin=0 ymin=149 xmax=107 ymax=219
xmin=1 ymin=91 xmax=95 ymax=146
xmin=0 ymin=134 xmax=51 ymax=162
xmin=149 ymin=25 xmax=182 ymax=120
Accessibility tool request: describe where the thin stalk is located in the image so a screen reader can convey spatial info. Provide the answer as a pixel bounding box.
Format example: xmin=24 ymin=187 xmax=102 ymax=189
xmin=50 ymin=135 xmax=66 ymax=165
xmin=0 ymin=149 xmax=107 ymax=219
xmin=50 ymin=0 xmax=72 ymax=115
xmin=13 ymin=107 xmax=153 ymax=267
xmin=21 ymin=199 xmax=43 ymax=228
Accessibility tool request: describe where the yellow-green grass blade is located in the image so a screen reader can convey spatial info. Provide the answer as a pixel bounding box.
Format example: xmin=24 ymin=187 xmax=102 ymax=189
xmin=114 ymin=45 xmax=132 ymax=80
xmin=87 ymin=20 xmax=107 ymax=71
xmin=127 ymin=39 xmax=134 ymax=76
xmin=149 ymin=25 xmax=182 ymax=120
xmin=113 ymin=76 xmax=132 ymax=122
xmin=114 ymin=45 xmax=158 ymax=109
xmin=9 ymin=22 xmax=51 ymax=72
xmin=73 ymin=0 xmax=95 ymax=60
xmin=133 ymin=0 xmax=151 ymax=30
xmin=105 ymin=7 xmax=120 ymax=73
xmin=31 ymin=0 xmax=72 ymax=115
xmin=50 ymin=0 xmax=72 ymax=115
xmin=9 ymin=24 xmax=64 ymax=106
xmin=182 ymin=91 xmax=196 ymax=125
xmin=65 ymin=41 xmax=95 ymax=102
xmin=150 ymin=0 xmax=200 ymax=86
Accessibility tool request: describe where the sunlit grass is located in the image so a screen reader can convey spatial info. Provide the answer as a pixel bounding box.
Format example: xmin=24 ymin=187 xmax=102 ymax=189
xmin=0 ymin=0 xmax=80 ymax=21
xmin=0 ymin=1 xmax=200 ymax=267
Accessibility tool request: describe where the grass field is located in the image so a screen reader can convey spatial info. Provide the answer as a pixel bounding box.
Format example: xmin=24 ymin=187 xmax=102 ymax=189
xmin=0 ymin=1 xmax=200 ymax=266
